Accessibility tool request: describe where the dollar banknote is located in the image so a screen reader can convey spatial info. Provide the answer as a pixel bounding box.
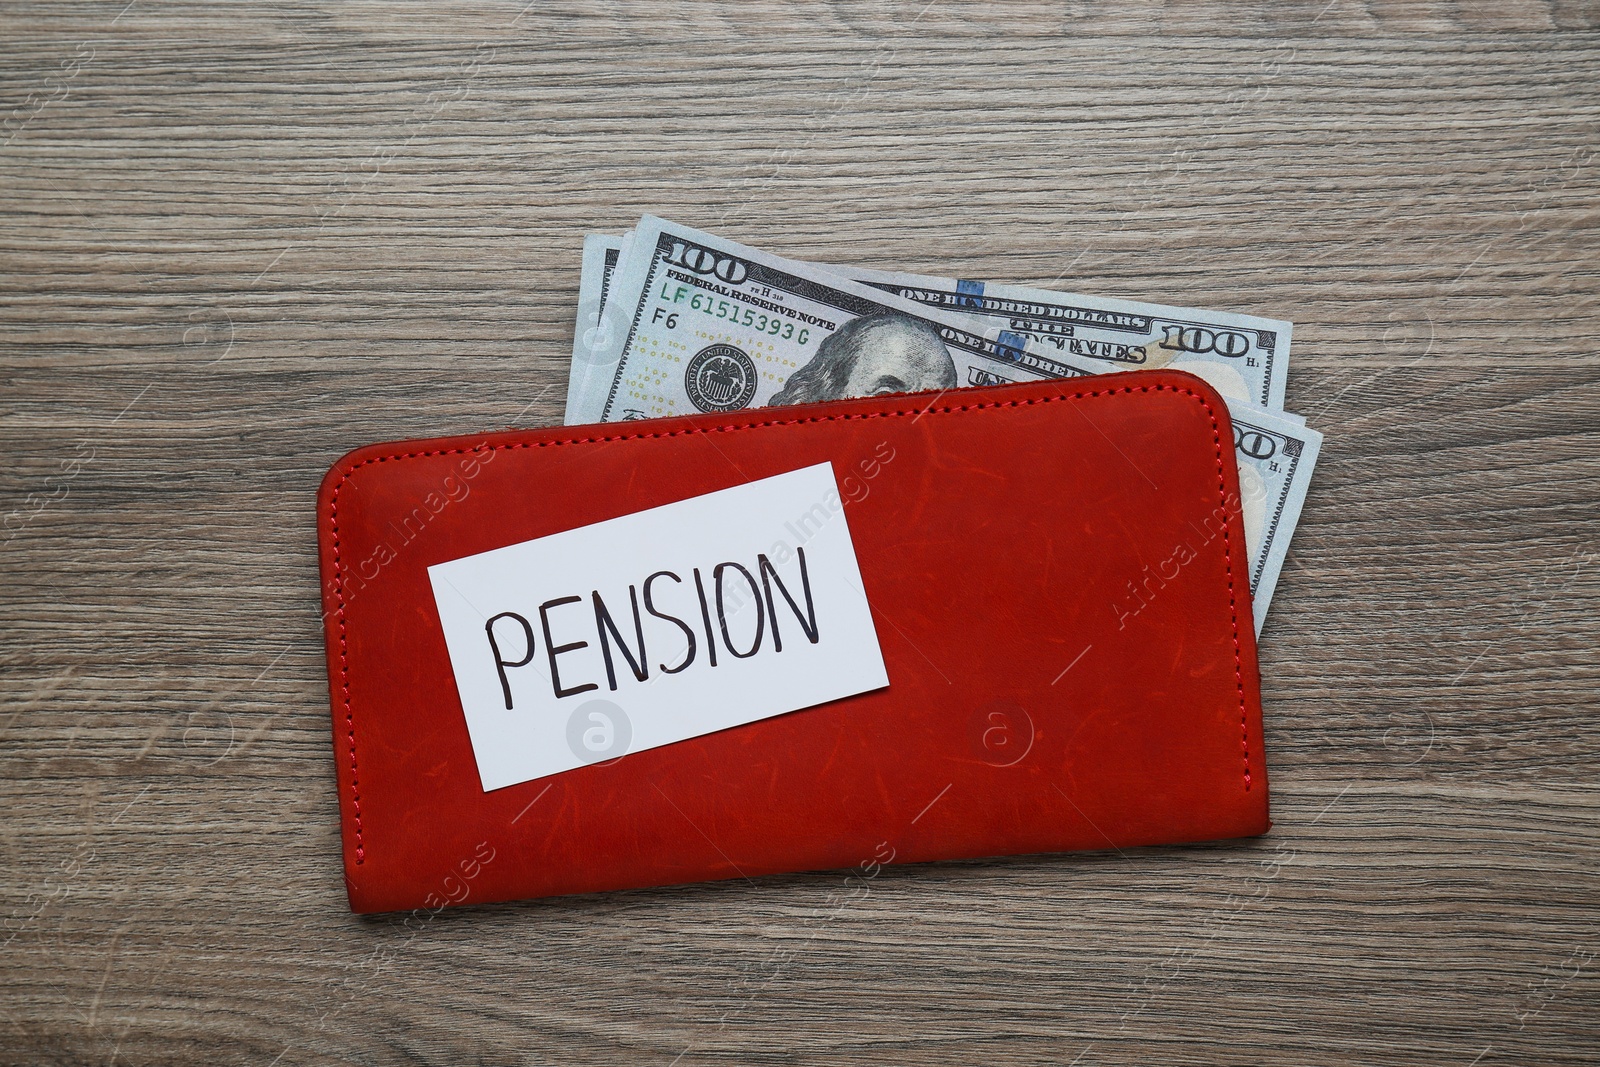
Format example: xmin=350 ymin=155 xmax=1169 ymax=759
xmin=1231 ymin=407 xmax=1320 ymax=629
xmin=565 ymin=233 xmax=626 ymax=425
xmin=569 ymin=238 xmax=1294 ymax=420
xmin=571 ymin=216 xmax=1317 ymax=631
xmin=840 ymin=265 xmax=1292 ymax=411
xmin=578 ymin=214 xmax=1041 ymax=425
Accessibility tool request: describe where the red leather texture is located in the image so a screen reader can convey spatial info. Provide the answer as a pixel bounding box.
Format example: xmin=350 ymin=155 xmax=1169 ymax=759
xmin=317 ymin=370 xmax=1269 ymax=914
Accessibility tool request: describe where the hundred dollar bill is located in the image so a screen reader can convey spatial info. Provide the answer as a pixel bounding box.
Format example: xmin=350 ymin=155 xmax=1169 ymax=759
xmin=583 ymin=214 xmax=1039 ymax=423
xmin=1233 ymin=407 xmax=1319 ymax=630
xmin=565 ymin=233 xmax=627 ymax=425
xmin=839 ymin=265 xmax=1293 ymax=412
xmin=566 ymin=235 xmax=1296 ymax=424
xmin=955 ymin=341 xmax=1320 ymax=633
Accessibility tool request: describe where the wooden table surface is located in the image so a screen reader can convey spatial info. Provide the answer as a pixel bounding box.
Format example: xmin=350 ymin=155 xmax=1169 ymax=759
xmin=4 ymin=2 xmax=1598 ymax=1064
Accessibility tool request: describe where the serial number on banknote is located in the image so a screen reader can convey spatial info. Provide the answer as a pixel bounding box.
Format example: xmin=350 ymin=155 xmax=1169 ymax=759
xmin=656 ymin=284 xmax=815 ymax=346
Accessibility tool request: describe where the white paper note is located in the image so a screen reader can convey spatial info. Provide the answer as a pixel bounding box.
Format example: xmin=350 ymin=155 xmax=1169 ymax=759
xmin=428 ymin=462 xmax=889 ymax=791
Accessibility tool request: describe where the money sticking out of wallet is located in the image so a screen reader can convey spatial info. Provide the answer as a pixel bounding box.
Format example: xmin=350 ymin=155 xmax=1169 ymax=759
xmin=566 ymin=216 xmax=1320 ymax=635
xmin=313 ymin=215 xmax=1321 ymax=911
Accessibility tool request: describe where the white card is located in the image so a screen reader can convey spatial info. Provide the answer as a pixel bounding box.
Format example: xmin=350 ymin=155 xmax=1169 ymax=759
xmin=428 ymin=462 xmax=890 ymax=791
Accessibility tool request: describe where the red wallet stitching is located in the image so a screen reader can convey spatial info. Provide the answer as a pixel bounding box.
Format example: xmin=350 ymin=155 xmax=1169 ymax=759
xmin=326 ymin=384 xmax=1252 ymax=864
xmin=327 ymin=495 xmax=366 ymax=864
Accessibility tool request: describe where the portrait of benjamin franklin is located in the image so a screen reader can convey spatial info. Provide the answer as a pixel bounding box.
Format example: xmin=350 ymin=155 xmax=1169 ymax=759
xmin=769 ymin=312 xmax=957 ymax=406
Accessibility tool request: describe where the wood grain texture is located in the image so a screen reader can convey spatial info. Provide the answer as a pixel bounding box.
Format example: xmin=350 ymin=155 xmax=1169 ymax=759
xmin=2 ymin=2 xmax=1598 ymax=1064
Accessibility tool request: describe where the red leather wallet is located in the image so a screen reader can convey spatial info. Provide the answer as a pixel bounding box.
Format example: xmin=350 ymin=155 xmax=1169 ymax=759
xmin=317 ymin=370 xmax=1268 ymax=913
